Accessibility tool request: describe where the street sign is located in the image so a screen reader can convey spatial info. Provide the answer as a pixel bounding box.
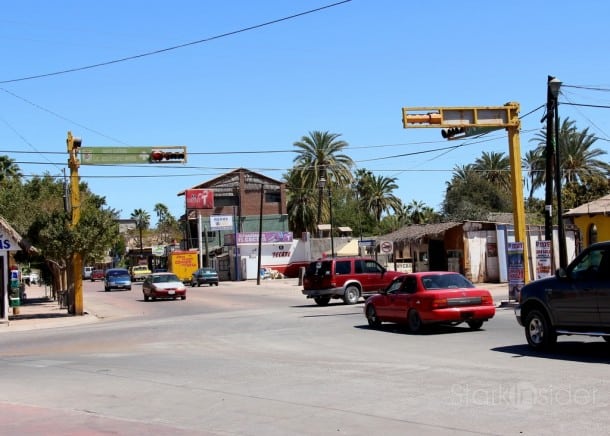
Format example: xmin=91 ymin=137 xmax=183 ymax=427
xmin=80 ymin=147 xmax=152 ymax=165
xmin=358 ymin=239 xmax=375 ymax=248
xmin=380 ymin=240 xmax=393 ymax=254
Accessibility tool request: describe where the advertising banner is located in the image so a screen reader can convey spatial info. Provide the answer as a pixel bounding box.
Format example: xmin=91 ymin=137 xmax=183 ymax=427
xmin=507 ymin=241 xmax=524 ymax=300
xmin=185 ymin=189 xmax=214 ymax=209
xmin=210 ymin=215 xmax=233 ymax=231
xmin=535 ymin=240 xmax=553 ymax=280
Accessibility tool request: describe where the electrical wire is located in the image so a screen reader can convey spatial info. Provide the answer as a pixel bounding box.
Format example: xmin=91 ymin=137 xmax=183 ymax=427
xmin=0 ymin=1 xmax=352 ymax=84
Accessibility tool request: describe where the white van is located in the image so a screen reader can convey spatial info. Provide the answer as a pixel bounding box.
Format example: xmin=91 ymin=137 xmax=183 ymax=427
xmin=83 ymin=266 xmax=94 ymax=279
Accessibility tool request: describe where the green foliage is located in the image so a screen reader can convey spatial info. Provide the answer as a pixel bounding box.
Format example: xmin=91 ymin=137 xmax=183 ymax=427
xmin=443 ymin=169 xmax=512 ymax=221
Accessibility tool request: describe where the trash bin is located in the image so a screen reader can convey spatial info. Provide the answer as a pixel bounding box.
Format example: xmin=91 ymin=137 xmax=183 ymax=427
xmin=9 ymin=297 xmax=20 ymax=315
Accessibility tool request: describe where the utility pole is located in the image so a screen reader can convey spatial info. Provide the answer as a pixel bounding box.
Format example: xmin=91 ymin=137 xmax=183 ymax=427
xmin=67 ymin=131 xmax=84 ymax=315
xmin=544 ymin=75 xmax=555 ymax=243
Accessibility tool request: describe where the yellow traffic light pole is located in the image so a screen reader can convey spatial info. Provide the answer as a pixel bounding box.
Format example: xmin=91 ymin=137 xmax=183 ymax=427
xmin=67 ymin=131 xmax=84 ymax=315
xmin=402 ymin=102 xmax=530 ymax=283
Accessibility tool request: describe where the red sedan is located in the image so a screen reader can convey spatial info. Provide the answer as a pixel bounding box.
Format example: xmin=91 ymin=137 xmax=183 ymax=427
xmin=364 ymin=272 xmax=495 ymax=332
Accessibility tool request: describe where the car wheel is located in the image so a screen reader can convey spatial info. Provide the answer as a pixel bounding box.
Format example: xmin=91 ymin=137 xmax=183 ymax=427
xmin=314 ymin=296 xmax=330 ymax=306
xmin=366 ymin=305 xmax=381 ymax=328
xmin=524 ymin=309 xmax=557 ymax=350
xmin=407 ymin=309 xmax=422 ymax=333
xmin=181 ymin=296 xmax=186 ymax=300
xmin=467 ymin=320 xmax=484 ymax=330
xmin=144 ymin=294 xmax=149 ymax=302
xmin=105 ymin=287 xmax=109 ymax=292
xmin=343 ymin=285 xmax=360 ymax=305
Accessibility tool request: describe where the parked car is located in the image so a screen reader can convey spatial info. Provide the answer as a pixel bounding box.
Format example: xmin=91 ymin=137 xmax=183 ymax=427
xmin=515 ymin=241 xmax=610 ymax=350
xmin=104 ymin=268 xmax=132 ymax=292
xmin=191 ymin=267 xmax=219 ymax=287
xmin=364 ymin=272 xmax=496 ymax=332
xmin=83 ymin=266 xmax=94 ymax=280
xmin=302 ymin=257 xmax=404 ymax=305
xmin=90 ymin=269 xmax=105 ymax=282
xmin=29 ymin=272 xmax=40 ymax=285
xmin=143 ymin=272 xmax=187 ymax=301
xmin=130 ymin=265 xmax=152 ymax=282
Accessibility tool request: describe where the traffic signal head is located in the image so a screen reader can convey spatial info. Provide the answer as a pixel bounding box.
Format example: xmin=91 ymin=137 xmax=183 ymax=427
xmin=149 ymin=148 xmax=187 ymax=163
xmin=441 ymin=127 xmax=466 ymax=140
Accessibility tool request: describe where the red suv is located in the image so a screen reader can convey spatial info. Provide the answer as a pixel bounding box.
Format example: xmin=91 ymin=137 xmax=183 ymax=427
xmin=302 ymin=257 xmax=405 ymax=305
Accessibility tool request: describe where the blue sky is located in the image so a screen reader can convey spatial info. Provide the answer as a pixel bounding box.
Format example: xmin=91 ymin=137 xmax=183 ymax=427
xmin=2 ymin=0 xmax=610 ymax=225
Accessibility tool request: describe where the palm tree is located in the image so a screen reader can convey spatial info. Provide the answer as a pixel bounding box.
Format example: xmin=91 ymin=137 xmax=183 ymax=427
xmin=406 ymin=200 xmax=428 ymax=224
xmin=531 ymin=118 xmax=610 ymax=190
xmin=362 ymin=174 xmax=402 ymax=223
xmin=284 ymin=169 xmax=316 ymax=235
xmin=0 ymin=156 xmax=22 ymax=182
xmin=522 ymin=149 xmax=544 ymax=199
xmin=292 ymin=131 xmax=354 ymax=232
xmin=473 ymin=151 xmax=511 ymax=192
xmin=130 ymin=208 xmax=150 ymax=255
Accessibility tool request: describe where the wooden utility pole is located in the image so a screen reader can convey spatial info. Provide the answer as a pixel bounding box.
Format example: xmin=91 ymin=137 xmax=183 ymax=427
xmin=67 ymin=131 xmax=84 ymax=315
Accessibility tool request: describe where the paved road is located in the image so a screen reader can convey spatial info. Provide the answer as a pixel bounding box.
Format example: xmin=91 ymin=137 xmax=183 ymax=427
xmin=0 ymin=279 xmax=608 ymax=435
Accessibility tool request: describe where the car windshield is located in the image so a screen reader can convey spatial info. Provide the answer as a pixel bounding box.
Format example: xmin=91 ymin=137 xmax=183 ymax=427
xmin=421 ymin=273 xmax=474 ymax=290
xmin=153 ymin=274 xmax=180 ymax=283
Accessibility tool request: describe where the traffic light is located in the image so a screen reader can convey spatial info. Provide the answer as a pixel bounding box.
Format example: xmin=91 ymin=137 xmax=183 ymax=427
xmin=441 ymin=127 xmax=466 ymax=140
xmin=149 ymin=148 xmax=187 ymax=163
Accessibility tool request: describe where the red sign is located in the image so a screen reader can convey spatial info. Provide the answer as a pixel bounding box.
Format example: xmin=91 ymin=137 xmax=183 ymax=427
xmin=185 ymin=189 xmax=214 ymax=209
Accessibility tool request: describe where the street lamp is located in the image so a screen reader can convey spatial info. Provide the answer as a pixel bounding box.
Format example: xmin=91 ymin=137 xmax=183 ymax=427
xmin=550 ymin=77 xmax=568 ymax=268
xmin=317 ymin=175 xmax=326 ymax=238
xmin=328 ymin=186 xmax=334 ymax=258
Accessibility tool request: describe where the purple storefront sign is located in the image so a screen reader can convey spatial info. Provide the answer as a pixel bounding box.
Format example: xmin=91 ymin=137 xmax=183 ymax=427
xmin=224 ymin=231 xmax=293 ymax=246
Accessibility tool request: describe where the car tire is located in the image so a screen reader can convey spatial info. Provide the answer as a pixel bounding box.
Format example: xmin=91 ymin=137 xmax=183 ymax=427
xmin=144 ymin=294 xmax=149 ymax=302
xmin=524 ymin=309 xmax=557 ymax=350
xmin=343 ymin=285 xmax=360 ymax=305
xmin=105 ymin=287 xmax=109 ymax=292
xmin=467 ymin=320 xmax=484 ymax=330
xmin=181 ymin=296 xmax=186 ymax=300
xmin=407 ymin=309 xmax=423 ymax=333
xmin=314 ymin=296 xmax=330 ymax=306
xmin=366 ymin=305 xmax=381 ymax=328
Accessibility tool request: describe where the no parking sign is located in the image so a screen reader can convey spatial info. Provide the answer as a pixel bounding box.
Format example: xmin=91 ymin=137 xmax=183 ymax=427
xmin=380 ymin=240 xmax=393 ymax=254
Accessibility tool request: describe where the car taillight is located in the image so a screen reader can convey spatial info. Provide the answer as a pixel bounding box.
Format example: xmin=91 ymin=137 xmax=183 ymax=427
xmin=431 ymin=298 xmax=448 ymax=309
xmin=481 ymin=295 xmax=494 ymax=306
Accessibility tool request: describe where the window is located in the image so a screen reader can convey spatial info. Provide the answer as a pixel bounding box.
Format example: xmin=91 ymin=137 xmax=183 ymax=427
xmin=265 ymin=191 xmax=281 ymax=203
xmin=365 ymin=260 xmax=383 ymax=273
xmin=335 ymin=260 xmax=351 ymax=275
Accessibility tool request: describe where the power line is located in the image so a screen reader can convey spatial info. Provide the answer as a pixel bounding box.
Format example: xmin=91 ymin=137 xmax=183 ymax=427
xmin=0 ymin=1 xmax=352 ymax=84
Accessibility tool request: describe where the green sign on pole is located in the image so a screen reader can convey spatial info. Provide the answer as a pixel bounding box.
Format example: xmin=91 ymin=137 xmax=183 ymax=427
xmin=80 ymin=147 xmax=153 ymax=165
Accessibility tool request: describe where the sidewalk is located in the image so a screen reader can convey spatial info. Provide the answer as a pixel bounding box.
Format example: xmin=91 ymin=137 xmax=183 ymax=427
xmin=0 ymin=283 xmax=99 ymax=333
xmin=0 ymin=280 xmax=516 ymax=333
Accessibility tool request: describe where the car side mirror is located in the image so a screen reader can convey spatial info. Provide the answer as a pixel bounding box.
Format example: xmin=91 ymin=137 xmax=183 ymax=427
xmin=556 ymin=268 xmax=568 ymax=279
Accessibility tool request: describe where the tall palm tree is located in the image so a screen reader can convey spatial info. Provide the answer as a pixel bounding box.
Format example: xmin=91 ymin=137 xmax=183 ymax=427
xmin=153 ymin=203 xmax=174 ymax=243
xmin=0 ymin=155 xmax=22 ymax=182
xmin=284 ymin=169 xmax=316 ymax=235
xmin=292 ymin=131 xmax=354 ymax=231
xmin=130 ymin=208 xmax=150 ymax=255
xmin=473 ymin=151 xmax=511 ymax=192
xmin=406 ymin=200 xmax=428 ymax=224
xmin=522 ymin=149 xmax=544 ymax=199
xmin=362 ymin=174 xmax=402 ymax=223
xmin=531 ymin=118 xmax=610 ymax=190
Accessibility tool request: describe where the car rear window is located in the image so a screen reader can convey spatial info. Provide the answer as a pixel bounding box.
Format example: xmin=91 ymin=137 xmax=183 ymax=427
xmin=306 ymin=261 xmax=332 ymax=276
